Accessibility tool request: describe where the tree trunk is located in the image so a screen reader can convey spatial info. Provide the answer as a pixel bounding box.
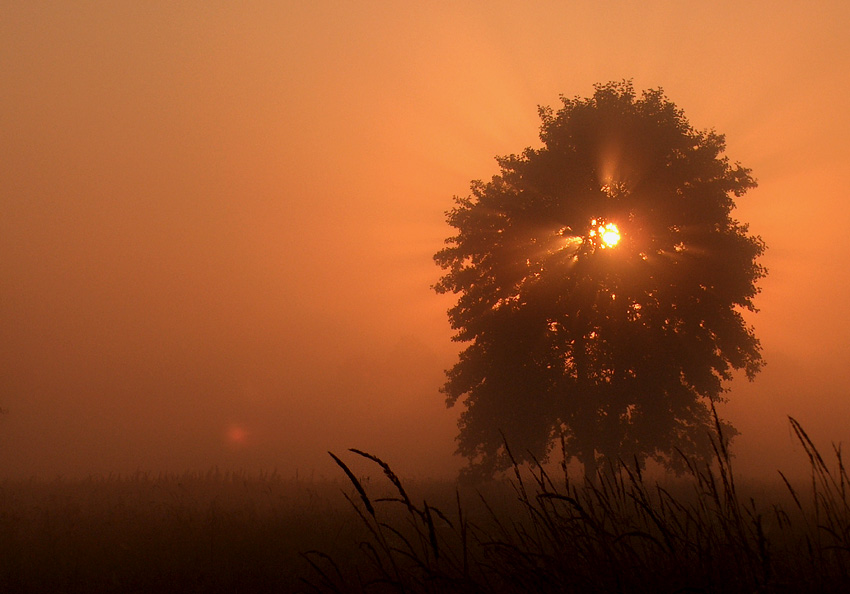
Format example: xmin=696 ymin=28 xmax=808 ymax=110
xmin=580 ymin=450 xmax=598 ymax=484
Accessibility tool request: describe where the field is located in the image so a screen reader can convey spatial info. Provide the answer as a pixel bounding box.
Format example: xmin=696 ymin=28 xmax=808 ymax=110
xmin=2 ymin=420 xmax=850 ymax=593
xmin=0 ymin=469 xmax=371 ymax=593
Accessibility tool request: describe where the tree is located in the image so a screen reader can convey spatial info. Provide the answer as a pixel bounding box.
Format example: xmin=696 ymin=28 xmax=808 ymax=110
xmin=434 ymin=81 xmax=766 ymax=481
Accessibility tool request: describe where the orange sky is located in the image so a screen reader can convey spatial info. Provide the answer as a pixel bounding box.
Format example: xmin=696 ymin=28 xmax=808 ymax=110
xmin=2 ymin=1 xmax=849 ymax=480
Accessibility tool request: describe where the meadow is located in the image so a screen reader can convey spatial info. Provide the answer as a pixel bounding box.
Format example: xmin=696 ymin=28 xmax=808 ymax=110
xmin=2 ymin=419 xmax=849 ymax=593
xmin=0 ymin=469 xmax=367 ymax=593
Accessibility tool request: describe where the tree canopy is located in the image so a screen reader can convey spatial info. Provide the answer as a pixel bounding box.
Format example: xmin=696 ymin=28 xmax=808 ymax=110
xmin=434 ymin=81 xmax=766 ymax=480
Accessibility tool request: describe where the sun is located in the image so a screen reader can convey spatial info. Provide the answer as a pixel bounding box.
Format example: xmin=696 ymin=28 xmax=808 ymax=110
xmin=588 ymin=220 xmax=621 ymax=248
xmin=601 ymin=223 xmax=620 ymax=247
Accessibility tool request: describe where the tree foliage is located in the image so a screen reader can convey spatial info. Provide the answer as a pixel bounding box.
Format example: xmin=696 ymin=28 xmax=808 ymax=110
xmin=434 ymin=81 xmax=766 ymax=480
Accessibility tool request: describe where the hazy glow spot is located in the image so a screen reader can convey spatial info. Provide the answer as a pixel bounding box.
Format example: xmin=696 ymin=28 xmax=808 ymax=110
xmin=226 ymin=425 xmax=248 ymax=446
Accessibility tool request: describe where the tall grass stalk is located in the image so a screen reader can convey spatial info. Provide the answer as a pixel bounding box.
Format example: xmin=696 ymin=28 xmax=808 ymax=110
xmin=310 ymin=417 xmax=850 ymax=593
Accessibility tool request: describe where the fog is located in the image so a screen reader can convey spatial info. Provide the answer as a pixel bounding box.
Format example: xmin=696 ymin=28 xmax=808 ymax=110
xmin=2 ymin=1 xmax=849 ymax=481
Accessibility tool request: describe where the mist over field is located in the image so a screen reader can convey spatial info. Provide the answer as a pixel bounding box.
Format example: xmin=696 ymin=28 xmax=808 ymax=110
xmin=2 ymin=0 xmax=850 ymax=484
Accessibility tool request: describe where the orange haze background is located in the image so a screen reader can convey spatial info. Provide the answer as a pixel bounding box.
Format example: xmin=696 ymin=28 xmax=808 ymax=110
xmin=2 ymin=1 xmax=849 ymax=480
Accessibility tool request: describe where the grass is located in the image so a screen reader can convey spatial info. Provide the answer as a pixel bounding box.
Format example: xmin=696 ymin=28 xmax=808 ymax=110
xmin=307 ymin=417 xmax=850 ymax=593
xmin=0 ymin=469 xmax=366 ymax=593
xmin=1 ymin=418 xmax=849 ymax=593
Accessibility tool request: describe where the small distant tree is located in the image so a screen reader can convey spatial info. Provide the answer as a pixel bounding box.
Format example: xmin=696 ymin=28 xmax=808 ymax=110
xmin=434 ymin=81 xmax=766 ymax=480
